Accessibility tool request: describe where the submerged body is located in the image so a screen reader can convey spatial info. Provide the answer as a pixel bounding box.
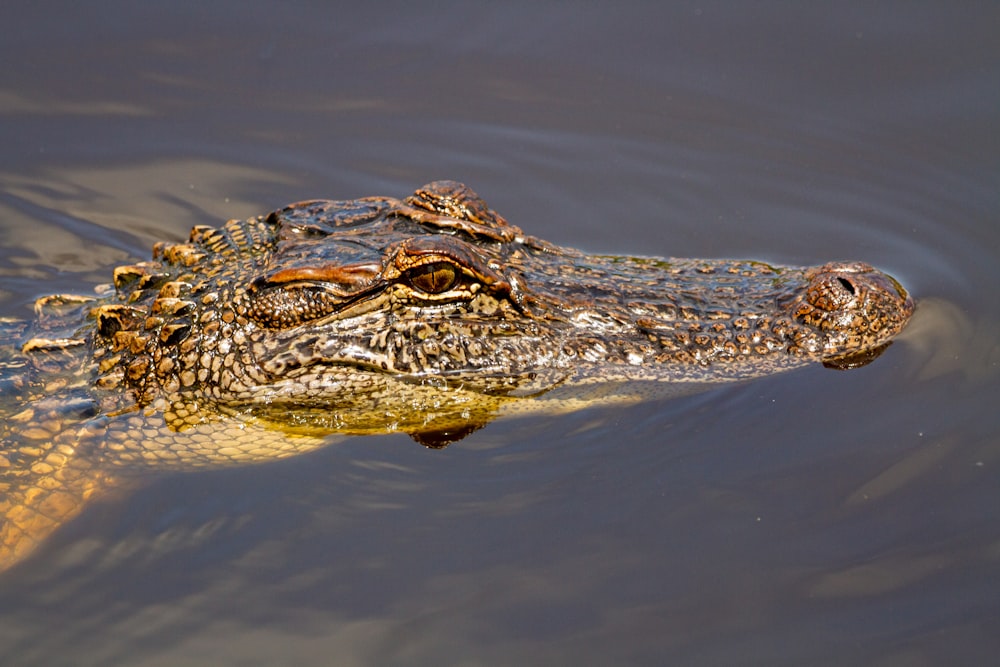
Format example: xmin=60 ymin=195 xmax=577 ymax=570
xmin=0 ymin=181 xmax=913 ymax=570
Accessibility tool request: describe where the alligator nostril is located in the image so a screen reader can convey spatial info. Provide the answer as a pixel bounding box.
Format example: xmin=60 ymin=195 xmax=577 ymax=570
xmin=836 ymin=276 xmax=856 ymax=295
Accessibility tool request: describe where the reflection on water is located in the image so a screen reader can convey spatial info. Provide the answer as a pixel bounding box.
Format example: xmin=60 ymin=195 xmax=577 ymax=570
xmin=1 ymin=160 xmax=293 ymax=254
xmin=900 ymin=297 xmax=1000 ymax=384
xmin=0 ymin=90 xmax=152 ymax=118
xmin=1 ymin=1 xmax=999 ymax=665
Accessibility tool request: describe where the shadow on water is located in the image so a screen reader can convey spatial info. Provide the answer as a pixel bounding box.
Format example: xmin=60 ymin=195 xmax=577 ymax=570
xmin=1 ymin=2 xmax=999 ymax=665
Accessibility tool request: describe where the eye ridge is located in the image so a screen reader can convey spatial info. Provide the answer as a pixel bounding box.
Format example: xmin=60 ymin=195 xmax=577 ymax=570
xmin=405 ymin=261 xmax=459 ymax=294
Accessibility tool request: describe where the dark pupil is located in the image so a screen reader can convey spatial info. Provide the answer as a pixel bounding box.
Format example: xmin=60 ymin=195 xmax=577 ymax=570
xmin=407 ymin=262 xmax=458 ymax=294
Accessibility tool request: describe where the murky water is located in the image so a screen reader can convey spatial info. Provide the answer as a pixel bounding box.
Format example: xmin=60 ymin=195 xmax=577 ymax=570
xmin=2 ymin=3 xmax=998 ymax=665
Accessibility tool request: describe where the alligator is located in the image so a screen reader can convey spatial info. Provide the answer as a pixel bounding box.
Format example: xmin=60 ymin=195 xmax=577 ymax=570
xmin=0 ymin=180 xmax=913 ymax=571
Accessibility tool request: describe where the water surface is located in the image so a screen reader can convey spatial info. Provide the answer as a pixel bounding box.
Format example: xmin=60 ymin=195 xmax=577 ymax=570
xmin=1 ymin=3 xmax=998 ymax=665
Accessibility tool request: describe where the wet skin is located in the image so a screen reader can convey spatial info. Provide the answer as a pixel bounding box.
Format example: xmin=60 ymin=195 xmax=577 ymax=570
xmin=0 ymin=181 xmax=914 ymax=570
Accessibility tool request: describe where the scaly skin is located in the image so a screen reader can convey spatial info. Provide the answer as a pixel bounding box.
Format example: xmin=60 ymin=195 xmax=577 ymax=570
xmin=0 ymin=181 xmax=914 ymax=571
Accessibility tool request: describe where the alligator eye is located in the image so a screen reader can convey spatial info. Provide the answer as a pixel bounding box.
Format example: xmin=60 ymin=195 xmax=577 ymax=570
xmin=405 ymin=262 xmax=458 ymax=294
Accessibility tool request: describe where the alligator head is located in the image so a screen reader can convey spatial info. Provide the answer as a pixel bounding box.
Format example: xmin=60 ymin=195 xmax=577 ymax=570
xmin=82 ymin=180 xmax=914 ymax=444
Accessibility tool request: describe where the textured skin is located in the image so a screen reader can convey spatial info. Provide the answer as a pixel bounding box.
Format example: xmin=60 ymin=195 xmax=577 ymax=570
xmin=0 ymin=181 xmax=914 ymax=570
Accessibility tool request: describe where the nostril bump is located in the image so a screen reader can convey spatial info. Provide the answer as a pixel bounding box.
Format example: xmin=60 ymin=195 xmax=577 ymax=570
xmin=836 ymin=276 xmax=856 ymax=295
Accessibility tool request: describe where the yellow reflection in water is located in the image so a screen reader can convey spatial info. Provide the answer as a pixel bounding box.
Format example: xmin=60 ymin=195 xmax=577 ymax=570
xmin=1 ymin=160 xmax=293 ymax=239
xmin=0 ymin=90 xmax=152 ymax=117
